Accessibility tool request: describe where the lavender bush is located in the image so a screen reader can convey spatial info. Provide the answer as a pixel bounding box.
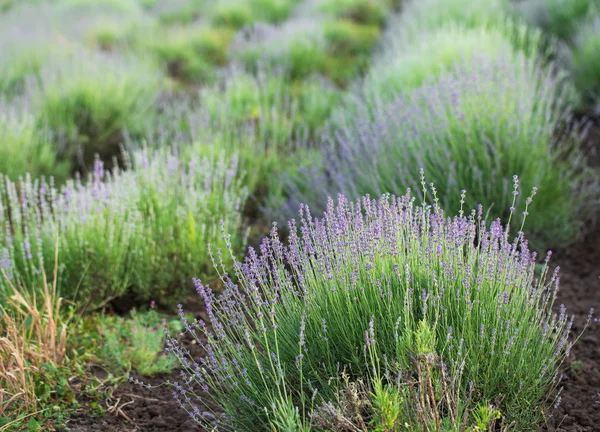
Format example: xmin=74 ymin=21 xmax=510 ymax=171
xmin=165 ymin=187 xmax=584 ymax=430
xmin=363 ymin=22 xmax=542 ymax=100
xmin=32 ymin=49 xmax=162 ymax=174
xmin=277 ymin=51 xmax=595 ymax=249
xmin=567 ymin=11 xmax=600 ymax=109
xmin=0 ymin=148 xmax=247 ymax=309
xmin=0 ymin=105 xmax=69 ymax=182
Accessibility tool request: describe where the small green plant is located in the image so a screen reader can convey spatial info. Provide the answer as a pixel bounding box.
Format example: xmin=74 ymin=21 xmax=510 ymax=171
xmin=469 ymin=403 xmax=502 ymax=431
xmin=149 ymin=25 xmax=234 ymax=83
xmin=324 ymin=19 xmax=380 ymax=57
xmin=370 ymin=379 xmax=403 ymax=431
xmin=211 ymin=1 xmax=254 ymax=29
xmin=570 ymin=359 xmax=584 ymax=375
xmin=96 ymin=304 xmax=178 ymax=376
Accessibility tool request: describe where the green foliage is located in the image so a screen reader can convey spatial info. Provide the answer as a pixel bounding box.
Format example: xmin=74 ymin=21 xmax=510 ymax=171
xmin=253 ymin=0 xmax=295 ymax=24
xmin=57 ymin=0 xmax=143 ymax=14
xmin=370 ymin=379 xmax=403 ymax=431
xmin=516 ymin=0 xmax=597 ymax=41
xmin=324 ymin=19 xmax=380 ymax=57
xmin=469 ymin=403 xmax=502 ymax=431
xmin=398 ymin=0 xmax=509 ymax=31
xmin=149 ymin=25 xmax=234 ymax=83
xmin=568 ymin=12 xmax=600 ymax=107
xmin=0 ymin=110 xmax=70 ymax=182
xmin=34 ymin=51 xmax=160 ymax=173
xmin=211 ymin=1 xmax=254 ymax=29
xmin=364 ymin=23 xmax=541 ymax=98
xmin=321 ymin=0 xmax=390 ymax=27
xmin=0 ymin=48 xmax=49 ymax=98
xmin=95 ymin=307 xmax=178 ymax=376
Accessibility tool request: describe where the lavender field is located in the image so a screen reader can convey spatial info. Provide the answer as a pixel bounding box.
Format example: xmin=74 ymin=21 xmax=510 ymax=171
xmin=0 ymin=0 xmax=599 ymax=431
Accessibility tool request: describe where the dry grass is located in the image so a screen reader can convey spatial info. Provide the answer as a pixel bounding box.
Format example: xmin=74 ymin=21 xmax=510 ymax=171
xmin=0 ymin=236 xmax=71 ymax=424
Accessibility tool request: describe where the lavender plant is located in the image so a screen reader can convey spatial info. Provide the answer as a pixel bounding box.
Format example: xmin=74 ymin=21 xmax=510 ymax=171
xmin=0 ymin=106 xmax=69 ymax=182
xmin=283 ymin=51 xmax=593 ymax=249
xmin=0 ymin=148 xmax=247 ymax=309
xmin=32 ymin=49 xmax=162 ymax=174
xmin=363 ymin=22 xmax=542 ymax=100
xmin=567 ymin=11 xmax=600 ymax=109
xmin=165 ymin=188 xmax=584 ymax=430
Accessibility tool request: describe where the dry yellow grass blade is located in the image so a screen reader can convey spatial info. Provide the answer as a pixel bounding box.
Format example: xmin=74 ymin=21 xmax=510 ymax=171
xmin=0 ymin=234 xmax=70 ymax=419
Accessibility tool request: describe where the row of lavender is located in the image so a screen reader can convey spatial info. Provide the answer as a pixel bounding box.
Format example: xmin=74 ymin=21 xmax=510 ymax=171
xmin=0 ymin=0 xmax=394 ymax=310
xmin=160 ymin=0 xmax=600 ymax=430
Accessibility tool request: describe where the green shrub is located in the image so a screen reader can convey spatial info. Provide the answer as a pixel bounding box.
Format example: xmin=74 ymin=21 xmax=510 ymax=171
xmin=0 ymin=148 xmax=248 ymax=309
xmin=568 ymin=12 xmax=600 ymax=107
xmin=515 ymin=0 xmax=596 ymax=41
xmin=149 ymin=25 xmax=234 ymax=83
xmin=149 ymin=0 xmax=205 ymax=25
xmin=211 ymin=1 xmax=254 ymax=29
xmin=254 ymin=0 xmax=296 ymax=24
xmin=324 ymin=19 xmax=380 ymax=57
xmin=0 ymin=49 xmax=47 ymax=98
xmin=321 ymin=0 xmax=390 ymax=27
xmin=34 ymin=51 xmax=161 ymax=174
xmin=0 ymin=108 xmax=70 ymax=182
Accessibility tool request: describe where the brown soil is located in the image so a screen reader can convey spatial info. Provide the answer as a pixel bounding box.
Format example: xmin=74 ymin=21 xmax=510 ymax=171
xmin=63 ymin=331 xmax=206 ymax=432
xmin=543 ymin=123 xmax=600 ymax=432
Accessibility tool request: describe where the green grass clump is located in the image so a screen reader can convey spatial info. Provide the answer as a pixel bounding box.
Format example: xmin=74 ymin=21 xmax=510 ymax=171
xmin=0 ymin=149 xmax=248 ymax=309
xmin=211 ymin=1 xmax=255 ymax=29
xmin=253 ymin=0 xmax=296 ymax=24
xmin=149 ymin=0 xmax=205 ymax=25
xmin=34 ymin=51 xmax=161 ymax=174
xmin=321 ymin=0 xmax=390 ymax=27
xmin=0 ymin=109 xmax=70 ymax=182
xmin=95 ymin=306 xmax=179 ymax=376
xmin=149 ymin=25 xmax=234 ymax=83
xmin=324 ymin=19 xmax=380 ymax=57
xmin=0 ymin=47 xmax=50 ymax=98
